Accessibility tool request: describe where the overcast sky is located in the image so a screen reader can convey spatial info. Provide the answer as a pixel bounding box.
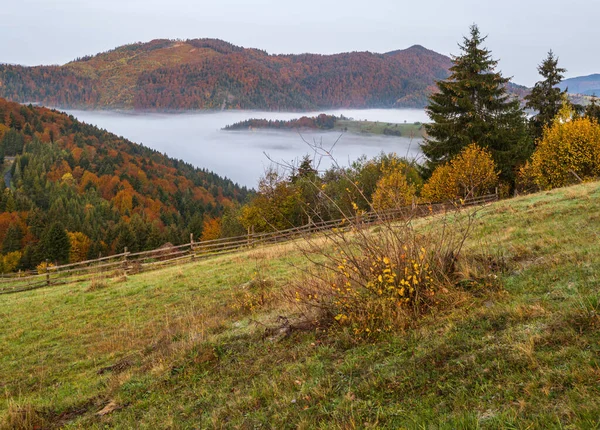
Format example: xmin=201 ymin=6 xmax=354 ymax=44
xmin=1 ymin=0 xmax=597 ymax=87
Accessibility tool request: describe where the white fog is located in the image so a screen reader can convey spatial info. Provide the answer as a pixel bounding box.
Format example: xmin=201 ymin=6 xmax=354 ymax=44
xmin=64 ymin=109 xmax=429 ymax=188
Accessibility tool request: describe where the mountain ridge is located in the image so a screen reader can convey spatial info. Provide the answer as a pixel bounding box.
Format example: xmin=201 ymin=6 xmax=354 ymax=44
xmin=0 ymin=39 xmax=454 ymax=110
xmin=558 ymin=73 xmax=600 ymax=96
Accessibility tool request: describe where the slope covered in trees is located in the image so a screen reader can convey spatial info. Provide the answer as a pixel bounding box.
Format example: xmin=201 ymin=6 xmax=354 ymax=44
xmin=0 ymin=39 xmax=453 ymax=110
xmin=0 ymin=97 xmax=249 ymax=271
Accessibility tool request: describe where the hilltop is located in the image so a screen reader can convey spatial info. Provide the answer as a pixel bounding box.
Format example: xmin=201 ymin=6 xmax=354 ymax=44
xmin=1 ymin=182 xmax=599 ymax=428
xmin=0 ymin=39 xmax=454 ymax=110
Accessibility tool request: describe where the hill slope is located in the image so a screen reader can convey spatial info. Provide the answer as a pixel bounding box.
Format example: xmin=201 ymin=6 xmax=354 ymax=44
xmin=0 ymin=39 xmax=453 ymax=110
xmin=1 ymin=182 xmax=599 ymax=428
xmin=0 ymin=97 xmax=249 ymax=270
xmin=557 ymin=74 xmax=600 ymax=96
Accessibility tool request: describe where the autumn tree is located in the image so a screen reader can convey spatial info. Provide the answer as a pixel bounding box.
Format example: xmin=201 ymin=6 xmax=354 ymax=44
xmin=371 ymin=160 xmax=417 ymax=210
xmin=68 ymin=231 xmax=92 ymax=263
xmin=525 ymin=50 xmax=567 ymax=140
xmin=422 ymin=25 xmax=530 ymax=184
xmin=530 ymin=112 xmax=600 ymax=189
xmin=421 ymin=144 xmax=499 ymax=201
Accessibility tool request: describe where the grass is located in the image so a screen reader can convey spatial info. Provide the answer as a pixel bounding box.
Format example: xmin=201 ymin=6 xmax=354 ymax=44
xmin=335 ymin=120 xmax=426 ymax=138
xmin=1 ymin=182 xmax=600 ymax=428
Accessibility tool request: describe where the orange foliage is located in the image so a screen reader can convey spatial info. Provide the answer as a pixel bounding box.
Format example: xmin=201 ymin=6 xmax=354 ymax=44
xmin=201 ymin=217 xmax=222 ymax=241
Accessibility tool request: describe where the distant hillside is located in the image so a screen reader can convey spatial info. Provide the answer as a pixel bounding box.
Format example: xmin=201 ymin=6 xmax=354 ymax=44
xmin=557 ymin=74 xmax=600 ymax=96
xmin=0 ymin=97 xmax=249 ymax=270
xmin=0 ymin=39 xmax=455 ymax=110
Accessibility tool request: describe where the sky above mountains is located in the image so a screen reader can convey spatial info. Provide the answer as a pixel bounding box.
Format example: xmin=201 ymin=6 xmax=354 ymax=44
xmin=1 ymin=0 xmax=597 ymax=87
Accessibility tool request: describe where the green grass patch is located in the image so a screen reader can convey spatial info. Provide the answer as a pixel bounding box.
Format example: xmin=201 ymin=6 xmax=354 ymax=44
xmin=1 ymin=183 xmax=600 ymax=428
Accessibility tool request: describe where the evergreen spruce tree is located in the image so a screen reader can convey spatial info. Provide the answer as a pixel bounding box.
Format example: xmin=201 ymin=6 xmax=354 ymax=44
xmin=586 ymin=95 xmax=600 ymax=122
xmin=41 ymin=222 xmax=71 ymax=264
xmin=2 ymin=223 xmax=23 ymax=253
xmin=525 ymin=50 xmax=567 ymax=139
xmin=422 ymin=25 xmax=531 ymax=184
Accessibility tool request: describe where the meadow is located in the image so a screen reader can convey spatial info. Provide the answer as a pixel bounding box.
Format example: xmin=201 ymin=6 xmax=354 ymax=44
xmin=1 ymin=182 xmax=599 ymax=429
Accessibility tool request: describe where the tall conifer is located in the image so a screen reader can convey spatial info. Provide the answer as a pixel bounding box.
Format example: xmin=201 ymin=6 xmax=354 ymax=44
xmin=422 ymin=25 xmax=530 ymax=183
xmin=525 ymin=50 xmax=567 ymax=139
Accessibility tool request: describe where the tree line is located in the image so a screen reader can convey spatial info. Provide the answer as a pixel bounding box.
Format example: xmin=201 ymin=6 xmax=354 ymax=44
xmin=228 ymin=25 xmax=600 ymax=237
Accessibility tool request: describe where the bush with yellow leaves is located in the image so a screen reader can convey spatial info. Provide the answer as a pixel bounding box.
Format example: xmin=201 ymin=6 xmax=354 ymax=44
xmin=421 ymin=143 xmax=499 ymax=202
xmin=530 ymin=116 xmax=600 ymax=189
xmin=371 ymin=159 xmax=417 ymax=210
xmin=291 ymin=203 xmax=478 ymax=340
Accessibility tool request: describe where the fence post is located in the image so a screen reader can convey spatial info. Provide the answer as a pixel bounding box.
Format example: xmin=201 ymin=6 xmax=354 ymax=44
xmin=190 ymin=233 xmax=195 ymax=261
xmin=248 ymin=226 xmax=254 ymax=247
xmin=123 ymin=247 xmax=128 ymax=275
xmin=495 ymin=187 xmax=499 ymax=201
xmin=45 ymin=259 xmax=50 ymax=286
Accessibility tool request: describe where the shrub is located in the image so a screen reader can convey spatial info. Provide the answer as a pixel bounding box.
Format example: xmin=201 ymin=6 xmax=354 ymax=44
xmin=290 ymin=208 xmax=478 ymax=340
xmin=530 ymin=116 xmax=600 ymax=189
xmin=421 ymin=144 xmax=499 ymax=202
xmin=0 ymin=251 xmax=22 ymax=273
xmin=36 ymin=261 xmax=56 ymax=274
xmin=371 ymin=160 xmax=417 ymax=210
xmin=420 ymin=164 xmax=457 ymax=202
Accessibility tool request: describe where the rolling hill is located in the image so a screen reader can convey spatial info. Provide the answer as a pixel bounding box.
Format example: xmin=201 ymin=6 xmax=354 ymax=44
xmin=557 ymin=74 xmax=600 ymax=96
xmin=0 ymin=97 xmax=249 ymax=271
xmin=0 ymin=39 xmax=455 ymax=110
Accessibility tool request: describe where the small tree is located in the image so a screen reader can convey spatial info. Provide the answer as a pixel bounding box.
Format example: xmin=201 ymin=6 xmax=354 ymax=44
xmin=68 ymin=231 xmax=92 ymax=263
xmin=530 ymin=115 xmax=600 ymax=189
xmin=371 ymin=160 xmax=416 ymax=210
xmin=421 ymin=144 xmax=499 ymax=201
xmin=525 ymin=50 xmax=567 ymax=140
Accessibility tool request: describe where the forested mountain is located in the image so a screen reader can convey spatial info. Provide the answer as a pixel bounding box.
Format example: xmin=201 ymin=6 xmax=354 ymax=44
xmin=0 ymin=97 xmax=249 ymax=271
xmin=0 ymin=39 xmax=454 ymax=110
xmin=557 ymin=74 xmax=600 ymax=96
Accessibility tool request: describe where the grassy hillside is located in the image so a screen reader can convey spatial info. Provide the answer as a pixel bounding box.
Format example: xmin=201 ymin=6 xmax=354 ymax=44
xmin=1 ymin=182 xmax=599 ymax=428
xmin=0 ymin=40 xmax=452 ymax=110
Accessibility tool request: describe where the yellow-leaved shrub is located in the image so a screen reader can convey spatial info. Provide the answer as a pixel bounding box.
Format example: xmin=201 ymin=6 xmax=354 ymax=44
xmin=421 ymin=143 xmax=499 ymax=201
xmin=531 ymin=116 xmax=600 ymax=189
xmin=371 ymin=160 xmax=416 ymax=210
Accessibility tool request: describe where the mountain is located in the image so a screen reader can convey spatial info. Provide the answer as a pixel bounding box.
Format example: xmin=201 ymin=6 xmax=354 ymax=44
xmin=0 ymin=97 xmax=249 ymax=270
xmin=557 ymin=74 xmax=600 ymax=96
xmin=0 ymin=39 xmax=453 ymax=110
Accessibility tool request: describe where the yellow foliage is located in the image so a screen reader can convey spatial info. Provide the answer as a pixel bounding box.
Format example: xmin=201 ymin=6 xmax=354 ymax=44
xmin=36 ymin=261 xmax=56 ymax=274
xmin=201 ymin=217 xmax=222 ymax=241
xmin=68 ymin=231 xmax=92 ymax=263
xmin=421 ymin=164 xmax=457 ymax=202
xmin=421 ymin=143 xmax=499 ymax=201
xmin=1 ymin=251 xmax=22 ymax=273
xmin=531 ymin=116 xmax=600 ymax=190
xmin=61 ymin=172 xmax=75 ymax=186
xmin=371 ymin=160 xmax=416 ymax=210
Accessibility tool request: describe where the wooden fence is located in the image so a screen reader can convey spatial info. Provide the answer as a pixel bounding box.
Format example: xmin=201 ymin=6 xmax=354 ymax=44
xmin=0 ymin=192 xmax=498 ymax=294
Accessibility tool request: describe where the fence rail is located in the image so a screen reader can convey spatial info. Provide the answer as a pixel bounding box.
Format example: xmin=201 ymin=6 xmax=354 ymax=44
xmin=0 ymin=193 xmax=498 ymax=294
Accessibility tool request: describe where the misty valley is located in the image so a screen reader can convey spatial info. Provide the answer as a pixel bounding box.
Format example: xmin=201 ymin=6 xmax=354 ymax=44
xmin=66 ymin=108 xmax=429 ymax=187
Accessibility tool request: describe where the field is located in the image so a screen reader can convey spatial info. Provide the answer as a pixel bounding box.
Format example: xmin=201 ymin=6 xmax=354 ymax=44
xmin=1 ymin=182 xmax=599 ymax=428
xmin=335 ymin=120 xmax=426 ymax=138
